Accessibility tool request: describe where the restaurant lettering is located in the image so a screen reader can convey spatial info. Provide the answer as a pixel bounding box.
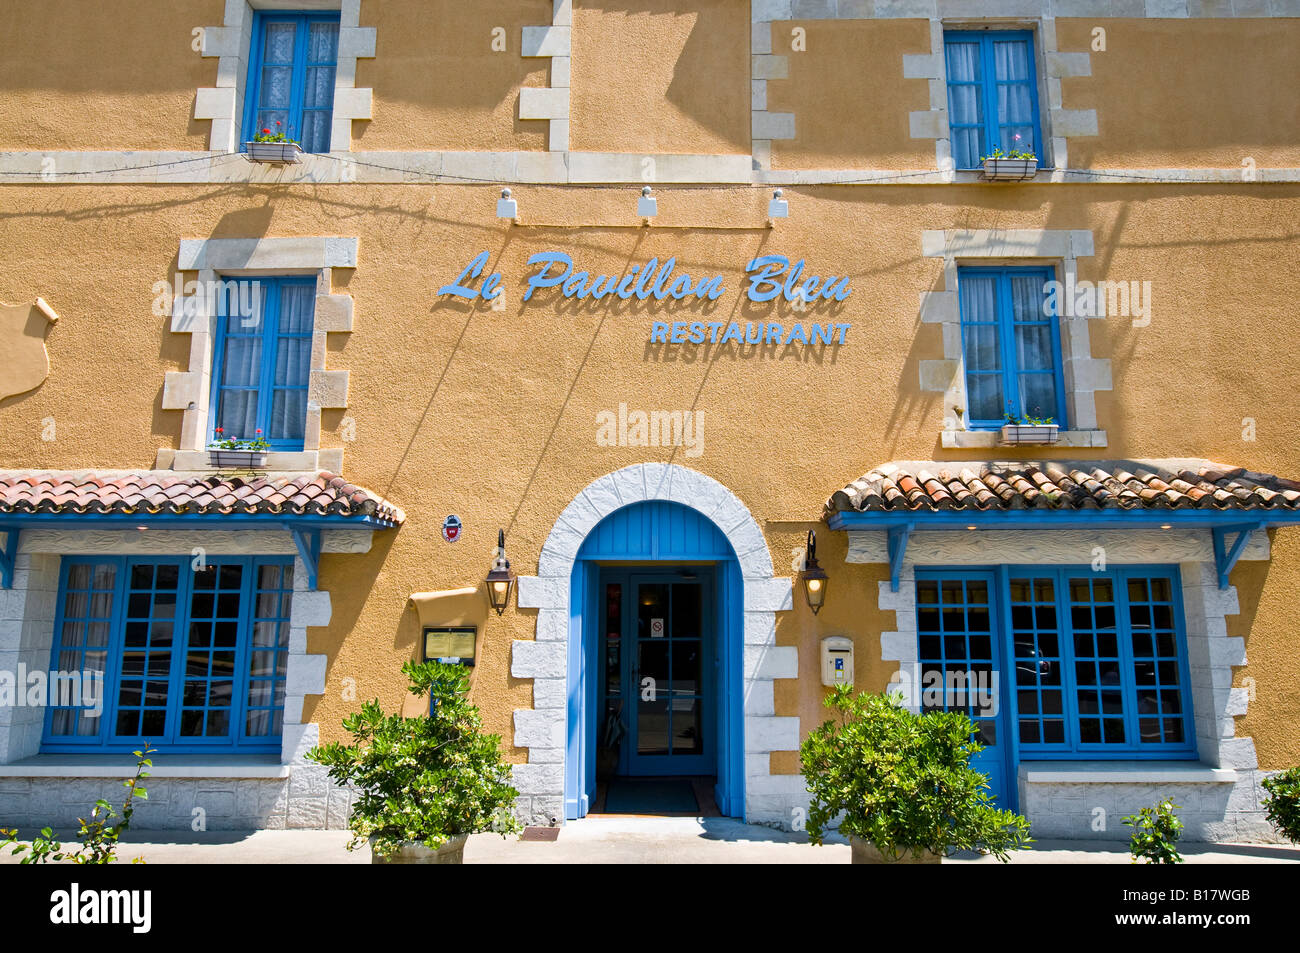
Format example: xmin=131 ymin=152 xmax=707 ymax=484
xmin=437 ymin=251 xmax=853 ymax=345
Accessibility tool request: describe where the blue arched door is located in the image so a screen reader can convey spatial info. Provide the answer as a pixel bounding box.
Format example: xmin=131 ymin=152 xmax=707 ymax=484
xmin=565 ymin=501 xmax=744 ymax=819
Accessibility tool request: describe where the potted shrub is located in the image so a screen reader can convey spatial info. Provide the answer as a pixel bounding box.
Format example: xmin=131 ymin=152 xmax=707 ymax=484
xmin=307 ymin=660 xmax=521 ymax=864
xmin=1123 ymin=798 xmax=1184 ymax=864
xmin=207 ymin=428 xmax=270 ymax=468
xmin=981 ymin=135 xmax=1038 ymax=181
xmin=244 ymin=121 xmax=302 ymax=164
xmin=1261 ymin=766 xmax=1300 ymax=844
xmin=1000 ymin=406 xmax=1059 ymax=446
xmin=801 ymin=687 xmax=1032 ymax=864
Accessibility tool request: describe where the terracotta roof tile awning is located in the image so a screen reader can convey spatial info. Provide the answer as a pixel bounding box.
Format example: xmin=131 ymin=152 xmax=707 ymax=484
xmin=824 ymin=460 xmax=1300 ymax=593
xmin=0 ymin=471 xmax=405 ymax=525
xmin=826 ymin=461 xmax=1300 ymax=518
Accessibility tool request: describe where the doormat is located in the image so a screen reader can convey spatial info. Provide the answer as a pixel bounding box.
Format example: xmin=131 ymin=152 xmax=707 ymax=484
xmin=603 ymin=779 xmax=699 ymax=814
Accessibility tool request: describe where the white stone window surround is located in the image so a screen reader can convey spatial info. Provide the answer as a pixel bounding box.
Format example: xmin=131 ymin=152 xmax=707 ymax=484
xmin=196 ymin=0 xmax=377 ymax=154
xmin=520 ymin=1 xmax=573 ymax=152
xmin=918 ymin=227 xmax=1111 ymax=448
xmin=510 ymin=463 xmax=800 ymax=829
xmin=853 ymin=524 xmax=1273 ymax=841
xmin=160 ymin=237 xmax=357 ymax=473
xmin=750 ymin=2 xmax=1103 ymax=177
xmin=0 ymin=526 xmax=371 ymax=768
xmin=903 ymin=15 xmax=1095 ymax=178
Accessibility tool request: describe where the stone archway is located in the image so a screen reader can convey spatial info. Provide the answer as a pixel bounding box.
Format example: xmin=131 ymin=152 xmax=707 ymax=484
xmin=509 ymin=463 xmax=801 ymax=827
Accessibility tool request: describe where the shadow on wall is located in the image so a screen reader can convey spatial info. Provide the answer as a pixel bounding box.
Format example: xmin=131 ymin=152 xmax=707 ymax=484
xmin=356 ymin=0 xmax=552 ymax=111
xmin=571 ymin=0 xmax=750 ymax=154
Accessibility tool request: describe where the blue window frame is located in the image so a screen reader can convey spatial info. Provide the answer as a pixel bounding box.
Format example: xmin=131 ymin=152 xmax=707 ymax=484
xmin=944 ymin=30 xmax=1043 ymax=170
xmin=43 ymin=556 xmax=293 ymax=753
xmin=241 ymin=12 xmax=340 ymax=154
xmin=915 ymin=566 xmax=1196 ymax=760
xmin=210 ymin=275 xmax=316 ymax=450
xmin=958 ymin=266 xmax=1066 ymax=429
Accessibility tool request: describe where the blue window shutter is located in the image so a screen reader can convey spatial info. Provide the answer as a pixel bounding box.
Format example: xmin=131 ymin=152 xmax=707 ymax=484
xmin=957 ymin=266 xmax=1066 ymax=429
xmin=211 ymin=276 xmax=316 ymax=451
xmin=944 ymin=31 xmax=1043 ymax=169
xmin=241 ymin=12 xmax=340 ymax=154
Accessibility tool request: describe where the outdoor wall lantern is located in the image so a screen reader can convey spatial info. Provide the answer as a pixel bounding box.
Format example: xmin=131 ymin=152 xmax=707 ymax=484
xmin=768 ymin=189 xmax=789 ymax=219
xmin=485 ymin=528 xmax=515 ymax=615
xmin=497 ymin=187 xmax=518 ymax=221
xmin=638 ymin=186 xmax=658 ymax=219
xmin=799 ymin=529 xmax=829 ymax=614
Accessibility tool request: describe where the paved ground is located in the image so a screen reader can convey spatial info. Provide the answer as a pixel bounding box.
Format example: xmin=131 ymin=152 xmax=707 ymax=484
xmin=3 ymin=816 xmax=1297 ymax=864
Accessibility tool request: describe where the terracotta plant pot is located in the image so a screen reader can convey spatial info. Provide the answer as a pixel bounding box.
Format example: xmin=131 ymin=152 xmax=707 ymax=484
xmin=999 ymin=423 xmax=1060 ymax=446
xmin=245 ymin=141 xmax=302 ymax=164
xmin=370 ymin=834 xmax=469 ymax=865
xmin=849 ymin=837 xmax=943 ymax=864
xmin=207 ymin=449 xmax=269 ymax=469
xmin=981 ymin=157 xmax=1038 ymax=181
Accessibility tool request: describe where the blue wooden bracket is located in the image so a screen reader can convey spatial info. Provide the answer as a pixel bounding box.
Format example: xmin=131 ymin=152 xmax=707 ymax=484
xmin=887 ymin=523 xmax=912 ymax=593
xmin=290 ymin=527 xmax=321 ymax=590
xmin=0 ymin=528 xmax=18 ymax=589
xmin=1211 ymin=524 xmax=1255 ymax=590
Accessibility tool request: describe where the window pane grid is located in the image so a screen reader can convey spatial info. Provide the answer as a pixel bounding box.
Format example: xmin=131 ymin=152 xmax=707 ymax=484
xmin=113 ymin=563 xmax=181 ymax=740
xmin=917 ymin=577 xmax=994 ymax=718
xmin=44 ymin=557 xmax=290 ymax=753
xmin=958 ymin=267 xmax=1064 ymax=428
xmin=1127 ymin=575 xmax=1186 ymax=744
xmin=1009 ymin=576 xmax=1066 ymax=746
xmin=944 ymin=31 xmax=1041 ymax=168
xmin=246 ymin=563 xmax=294 ymax=739
xmin=211 ymin=277 xmax=316 ymax=450
xmin=179 ymin=564 xmax=244 ymax=740
xmin=1068 ymin=575 xmax=1126 ymax=746
xmin=918 ymin=568 xmax=1193 ymax=759
xmin=48 ymin=562 xmax=117 ymax=739
xmin=246 ymin=15 xmax=339 ymax=155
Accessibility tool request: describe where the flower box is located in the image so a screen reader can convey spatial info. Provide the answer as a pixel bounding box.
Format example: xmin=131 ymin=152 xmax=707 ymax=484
xmin=981 ymin=157 xmax=1038 ymax=181
xmin=207 ymin=449 xmax=269 ymax=469
xmin=244 ymin=141 xmax=302 ymax=164
xmin=1000 ymin=423 xmax=1059 ymax=446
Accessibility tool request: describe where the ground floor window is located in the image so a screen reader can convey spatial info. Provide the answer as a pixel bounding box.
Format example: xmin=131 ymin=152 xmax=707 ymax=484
xmin=43 ymin=555 xmax=293 ymax=753
xmin=916 ymin=565 xmax=1195 ymax=759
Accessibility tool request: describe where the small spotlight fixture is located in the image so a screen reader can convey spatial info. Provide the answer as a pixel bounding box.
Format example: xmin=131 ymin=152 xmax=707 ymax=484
xmin=497 ymin=187 xmax=518 ymax=221
xmin=768 ymin=188 xmax=789 ymax=219
xmin=637 ymin=185 xmax=658 ymax=219
xmin=966 ymin=524 xmax=978 ymax=531
xmin=799 ymin=529 xmax=829 ymax=615
xmin=485 ymin=528 xmax=515 ymax=616
xmin=1160 ymin=523 xmax=1173 ymax=530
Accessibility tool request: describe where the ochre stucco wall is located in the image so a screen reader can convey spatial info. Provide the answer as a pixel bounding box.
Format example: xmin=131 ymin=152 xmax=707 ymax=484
xmin=2 ymin=182 xmax=1300 ymax=767
xmin=0 ymin=0 xmax=220 ymax=151
xmin=355 ymin=0 xmax=552 ymax=153
xmin=766 ymin=18 xmax=934 ymax=171
xmin=1057 ymin=18 xmax=1300 ymax=169
xmin=569 ymin=0 xmax=750 ymax=155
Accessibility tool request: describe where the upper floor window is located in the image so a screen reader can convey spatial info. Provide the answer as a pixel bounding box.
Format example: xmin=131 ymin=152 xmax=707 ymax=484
xmin=242 ymin=12 xmax=340 ymax=154
xmin=916 ymin=566 xmax=1195 ymax=758
xmin=958 ymin=266 xmax=1065 ymax=429
xmin=44 ymin=556 xmax=293 ymax=753
xmin=211 ymin=276 xmax=316 ymax=450
xmin=944 ymin=31 xmax=1042 ymax=170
